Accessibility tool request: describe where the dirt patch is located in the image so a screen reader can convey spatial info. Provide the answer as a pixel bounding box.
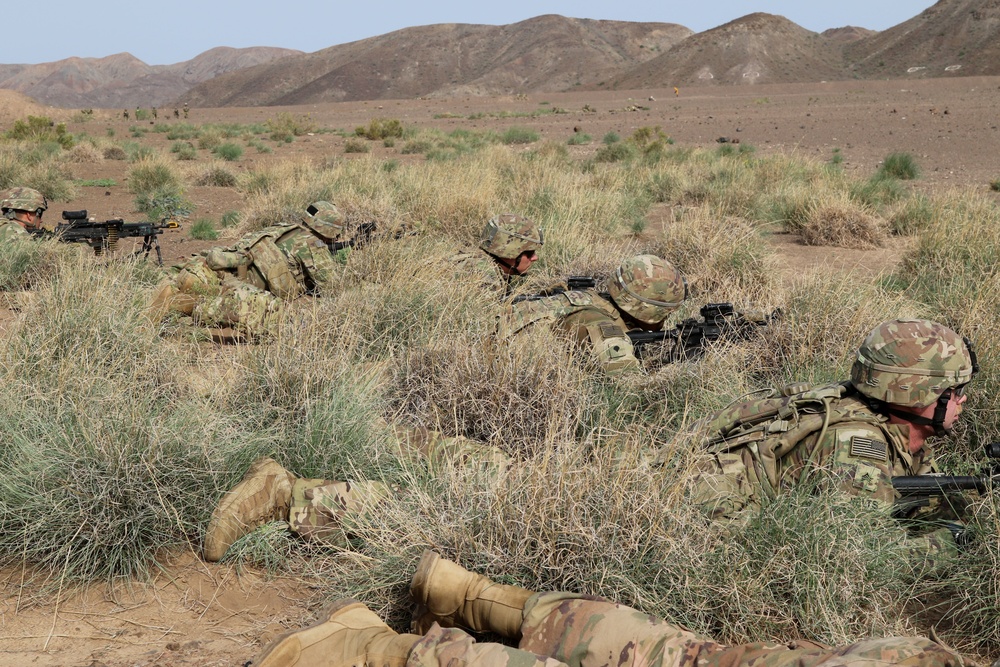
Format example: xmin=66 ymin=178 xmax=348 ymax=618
xmin=0 ymin=552 xmax=317 ymax=667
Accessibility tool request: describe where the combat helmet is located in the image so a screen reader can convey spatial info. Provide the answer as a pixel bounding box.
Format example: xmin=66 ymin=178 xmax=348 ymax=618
xmin=479 ymin=214 xmax=544 ymax=260
xmin=1 ymin=187 xmax=47 ymax=217
xmin=301 ymin=201 xmax=347 ymax=243
xmin=607 ymin=254 xmax=687 ymax=325
xmin=851 ymin=319 xmax=976 ymax=433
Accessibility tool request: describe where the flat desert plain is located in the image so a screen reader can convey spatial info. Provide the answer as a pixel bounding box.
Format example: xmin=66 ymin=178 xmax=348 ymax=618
xmin=2 ymin=75 xmax=999 ymax=667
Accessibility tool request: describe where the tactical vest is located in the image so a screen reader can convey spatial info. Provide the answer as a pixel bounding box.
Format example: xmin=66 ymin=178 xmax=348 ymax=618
xmin=697 ymin=381 xmax=893 ymax=496
xmin=233 ymin=224 xmax=304 ymax=300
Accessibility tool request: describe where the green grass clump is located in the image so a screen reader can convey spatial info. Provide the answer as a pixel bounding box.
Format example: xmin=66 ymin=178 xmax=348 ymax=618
xmin=4 ymin=115 xmax=74 ymax=149
xmin=878 ymin=152 xmax=919 ymax=180
xmin=75 ymin=178 xmax=117 ymax=187
xmin=567 ymin=133 xmax=591 ymax=145
xmin=195 ymin=164 xmax=238 ymax=187
xmin=171 ymin=141 xmax=197 ymax=160
xmin=501 ymin=127 xmax=539 ymax=145
xmin=212 ymin=142 xmax=244 ymax=162
xmin=990 ymin=179 xmax=1000 ymax=192
xmin=188 ymin=218 xmax=219 ymax=240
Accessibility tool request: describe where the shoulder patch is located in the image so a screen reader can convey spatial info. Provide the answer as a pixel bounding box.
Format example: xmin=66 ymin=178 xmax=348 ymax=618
xmin=563 ymin=290 xmax=594 ymax=307
xmin=849 ymin=435 xmax=888 ymax=462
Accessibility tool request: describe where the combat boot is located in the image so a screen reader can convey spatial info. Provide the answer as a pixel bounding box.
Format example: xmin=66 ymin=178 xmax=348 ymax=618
xmin=203 ymin=457 xmax=295 ymax=562
xmin=409 ymin=549 xmax=533 ymax=639
xmin=255 ymin=599 xmax=421 ymax=667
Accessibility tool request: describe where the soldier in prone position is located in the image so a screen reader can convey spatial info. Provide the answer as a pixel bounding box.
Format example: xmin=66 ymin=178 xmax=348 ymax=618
xmin=249 ymin=550 xmax=970 ymax=667
xmin=688 ymin=318 xmax=975 ymax=556
xmin=0 ymin=187 xmax=48 ymax=241
xmin=501 ymin=254 xmax=687 ymax=374
xmin=150 ymin=201 xmax=350 ymax=337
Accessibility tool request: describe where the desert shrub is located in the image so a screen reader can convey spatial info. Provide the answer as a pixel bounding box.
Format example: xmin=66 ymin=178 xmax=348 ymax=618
xmin=127 ymin=156 xmax=182 ymax=195
xmin=171 ymin=141 xmax=197 ymax=160
xmin=888 ymin=193 xmax=934 ymax=235
xmin=266 ymin=112 xmax=316 ymax=141
xmin=355 ymin=118 xmax=404 ymax=140
xmin=248 ymin=138 xmax=272 ymax=154
xmin=344 ymin=139 xmax=371 ymax=154
xmin=166 ymin=123 xmax=199 ymax=140
xmin=796 ymin=197 xmax=886 ymax=249
xmin=194 ymin=164 xmax=238 ymax=187
xmin=220 ymin=210 xmax=241 ymax=228
xmin=602 ymin=131 xmax=620 ymax=144
xmin=102 ymin=145 xmax=128 ymax=160
xmin=878 ymin=152 xmax=919 ymax=180
xmin=4 ymin=115 xmax=74 ymax=149
xmin=567 ymin=132 xmax=591 ymax=145
xmin=188 ymin=218 xmax=219 ymax=240
xmin=990 ymin=179 xmax=1000 ymax=192
xmin=213 ymin=142 xmax=243 ymax=162
xmin=593 ymin=141 xmax=638 ymax=163
xmin=401 ymin=140 xmax=432 ymax=155
xmin=500 ymin=127 xmax=539 ymax=145
xmin=134 ymin=187 xmax=192 ymax=222
xmin=63 ymin=142 xmax=102 ymax=163
xmin=198 ymin=129 xmax=223 ymax=150
xmin=849 ymin=173 xmax=906 ymax=209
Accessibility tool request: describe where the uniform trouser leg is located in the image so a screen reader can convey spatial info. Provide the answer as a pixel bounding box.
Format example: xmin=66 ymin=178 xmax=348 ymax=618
xmin=518 ymin=593 xmax=966 ymax=667
xmin=287 ymin=479 xmax=390 ymax=543
xmin=406 ymin=624 xmax=568 ymax=667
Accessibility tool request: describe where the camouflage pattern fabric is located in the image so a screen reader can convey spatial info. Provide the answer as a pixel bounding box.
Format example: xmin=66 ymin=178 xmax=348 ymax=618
xmin=502 ymin=291 xmax=640 ymax=374
xmin=158 ymin=218 xmax=340 ymax=336
xmin=392 ymin=425 xmax=512 ymax=474
xmin=688 ymin=382 xmax=958 ymax=560
xmin=288 ymin=478 xmax=390 ymax=543
xmin=851 ymin=319 xmax=974 ymax=408
xmin=607 ymin=255 xmax=686 ymax=325
xmin=479 ymin=214 xmax=544 ymax=260
xmin=0 ymin=221 xmax=30 ymax=242
xmin=449 ymin=248 xmax=512 ymax=293
xmin=516 ymin=592 xmax=967 ymax=667
xmin=408 ymin=624 xmax=566 ymax=667
xmin=0 ymin=187 xmax=47 ymax=213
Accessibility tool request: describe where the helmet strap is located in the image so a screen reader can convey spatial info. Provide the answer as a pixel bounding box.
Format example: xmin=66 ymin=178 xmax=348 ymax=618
xmin=880 ymin=389 xmax=953 ymax=437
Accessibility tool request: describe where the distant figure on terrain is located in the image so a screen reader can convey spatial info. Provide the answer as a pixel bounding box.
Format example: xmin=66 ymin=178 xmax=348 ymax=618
xmin=173 ymin=108 xmax=179 ymax=119
xmin=674 ymin=86 xmax=680 ymax=97
xmin=250 ymin=550 xmax=972 ymax=667
xmin=122 ymin=109 xmax=129 ymax=121
xmin=182 ymin=103 xmax=189 ymax=119
xmin=0 ymin=187 xmax=48 ymax=241
xmin=151 ymin=107 xmax=157 ymax=120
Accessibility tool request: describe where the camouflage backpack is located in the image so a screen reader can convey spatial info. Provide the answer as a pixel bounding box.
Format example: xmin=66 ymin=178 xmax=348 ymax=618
xmin=696 ymin=381 xmax=891 ymax=495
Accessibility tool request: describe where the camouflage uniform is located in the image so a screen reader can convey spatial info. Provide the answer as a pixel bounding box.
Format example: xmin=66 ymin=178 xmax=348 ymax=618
xmin=688 ymin=319 xmax=976 ymax=557
xmin=451 ymin=213 xmax=544 ymax=293
xmin=0 ymin=187 xmax=48 ymax=240
xmin=252 ymin=552 xmax=969 ymax=667
xmin=409 ymin=593 xmax=965 ymax=667
xmin=501 ymin=255 xmax=686 ymax=374
xmin=203 ymin=427 xmax=511 ymax=560
xmin=153 ymin=202 xmax=346 ymax=336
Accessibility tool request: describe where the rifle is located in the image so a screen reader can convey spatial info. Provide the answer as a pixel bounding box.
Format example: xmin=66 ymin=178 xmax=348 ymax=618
xmin=510 ymin=276 xmax=598 ymax=304
xmin=30 ymin=210 xmax=176 ymax=265
xmin=331 ymin=221 xmax=376 ymax=252
xmin=628 ymin=302 xmax=780 ymax=361
xmin=891 ymin=442 xmax=1000 ymax=519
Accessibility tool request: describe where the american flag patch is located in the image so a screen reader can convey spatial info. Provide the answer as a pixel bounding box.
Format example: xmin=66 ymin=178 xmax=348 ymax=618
xmin=850 ymin=436 xmax=888 ymax=462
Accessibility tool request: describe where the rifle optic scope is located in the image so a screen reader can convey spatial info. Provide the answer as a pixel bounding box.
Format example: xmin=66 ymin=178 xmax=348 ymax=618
xmin=62 ymin=209 xmax=88 ymax=221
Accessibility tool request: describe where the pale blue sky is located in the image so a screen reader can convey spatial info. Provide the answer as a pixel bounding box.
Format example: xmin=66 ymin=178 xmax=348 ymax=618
xmin=13 ymin=0 xmax=937 ymax=65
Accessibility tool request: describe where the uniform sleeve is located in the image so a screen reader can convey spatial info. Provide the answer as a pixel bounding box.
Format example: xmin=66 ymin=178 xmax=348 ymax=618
xmin=815 ymin=425 xmax=961 ymax=568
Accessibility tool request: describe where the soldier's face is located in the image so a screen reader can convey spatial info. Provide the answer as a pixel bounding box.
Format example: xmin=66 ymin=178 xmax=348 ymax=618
xmin=508 ymin=249 xmax=538 ymax=275
xmin=12 ymin=209 xmax=41 ymax=229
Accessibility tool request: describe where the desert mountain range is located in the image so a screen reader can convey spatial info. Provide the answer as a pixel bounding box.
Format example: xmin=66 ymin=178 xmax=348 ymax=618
xmin=1 ymin=0 xmax=996 ymax=109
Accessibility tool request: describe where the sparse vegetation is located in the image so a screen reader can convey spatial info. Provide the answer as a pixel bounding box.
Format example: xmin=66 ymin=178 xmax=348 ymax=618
xmin=212 ymin=142 xmax=244 ymax=161
xmin=355 ymin=118 xmax=404 ymax=140
xmin=4 ymin=115 xmax=74 ymax=149
xmin=878 ymin=151 xmax=919 ymax=180
xmin=344 ymin=138 xmax=371 ymax=154
xmin=567 ymin=133 xmax=592 ymax=145
xmin=500 ymin=126 xmax=540 ymax=145
xmin=188 ymin=218 xmax=219 ymax=240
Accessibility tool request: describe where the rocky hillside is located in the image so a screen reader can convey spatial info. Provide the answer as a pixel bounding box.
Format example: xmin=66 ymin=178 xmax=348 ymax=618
xmin=180 ymin=15 xmax=691 ymax=106
xmin=844 ymin=0 xmax=1000 ymax=78
xmin=609 ymin=13 xmax=845 ymax=88
xmin=0 ymin=47 xmax=301 ymax=109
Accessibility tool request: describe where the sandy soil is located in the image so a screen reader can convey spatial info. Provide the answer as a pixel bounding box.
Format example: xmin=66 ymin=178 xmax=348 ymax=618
xmin=3 ymin=76 xmax=999 ymax=666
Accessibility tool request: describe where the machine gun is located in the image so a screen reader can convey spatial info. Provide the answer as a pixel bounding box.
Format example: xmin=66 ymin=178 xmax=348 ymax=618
xmin=331 ymin=221 xmax=376 ymax=252
xmin=31 ymin=210 xmax=176 ymax=265
xmin=891 ymin=442 xmax=1000 ymax=519
xmin=628 ymin=302 xmax=781 ymax=362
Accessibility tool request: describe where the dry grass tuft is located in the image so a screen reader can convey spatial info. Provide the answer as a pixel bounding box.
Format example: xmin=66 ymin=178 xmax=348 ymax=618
xmin=798 ymin=197 xmax=886 ymax=249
